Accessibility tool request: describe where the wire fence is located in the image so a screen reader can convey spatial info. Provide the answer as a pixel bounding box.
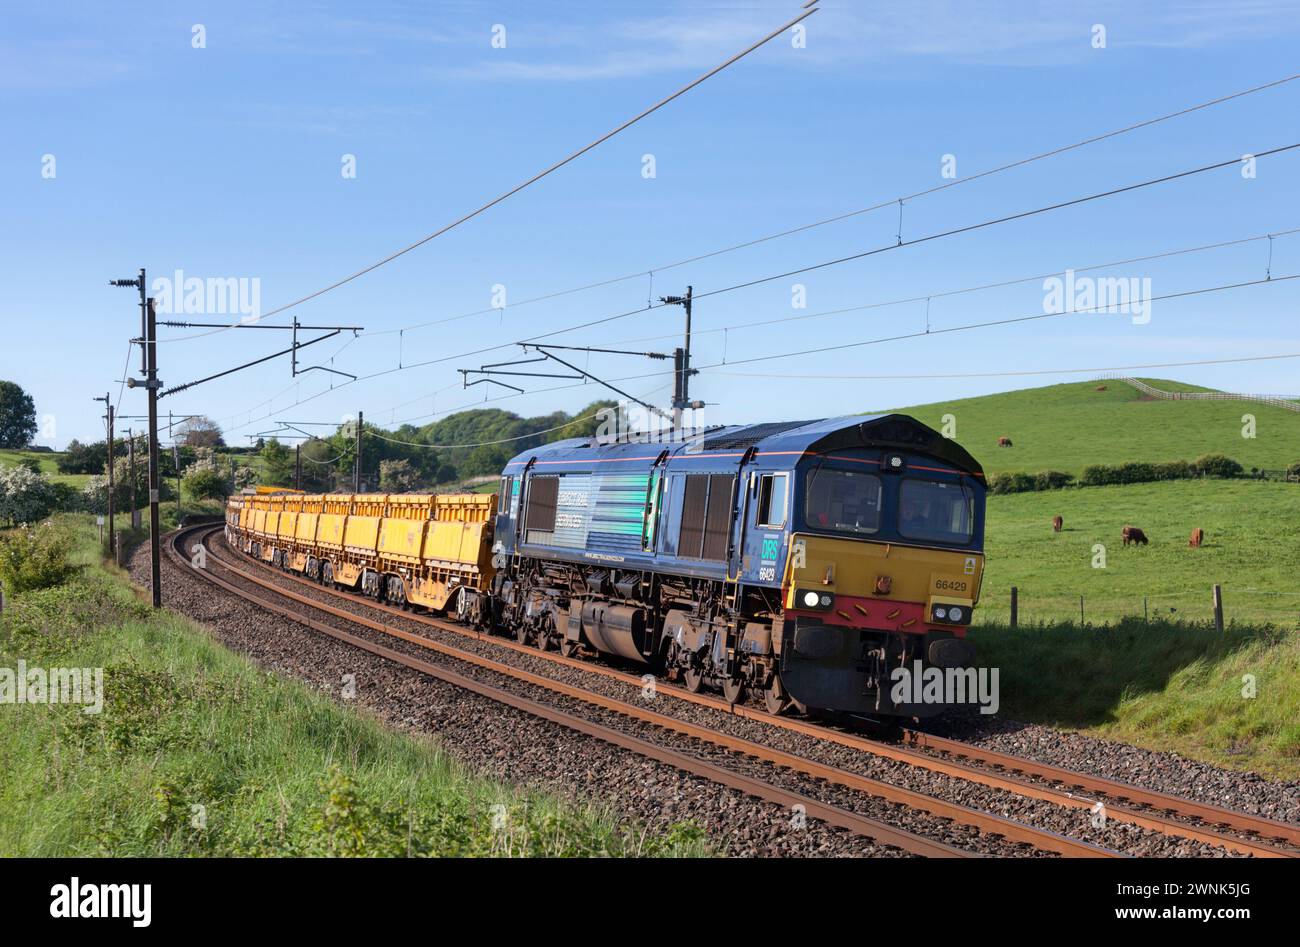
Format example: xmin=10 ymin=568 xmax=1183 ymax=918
xmin=1103 ymin=374 xmax=1300 ymax=412
xmin=985 ymin=583 xmax=1300 ymax=630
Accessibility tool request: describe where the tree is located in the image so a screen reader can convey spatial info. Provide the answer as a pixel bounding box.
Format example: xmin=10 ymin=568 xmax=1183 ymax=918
xmin=379 ymin=458 xmax=420 ymax=493
xmin=463 ymin=445 xmax=508 ymax=477
xmin=0 ymin=465 xmax=57 ymax=526
xmin=81 ymin=458 xmax=169 ymax=514
xmin=57 ymin=439 xmax=101 ymax=474
xmin=178 ymin=415 xmax=226 ymax=448
xmin=185 ymin=467 xmax=229 ymax=500
xmin=260 ymin=438 xmax=294 ymax=486
xmin=0 ymin=381 xmax=37 ymax=449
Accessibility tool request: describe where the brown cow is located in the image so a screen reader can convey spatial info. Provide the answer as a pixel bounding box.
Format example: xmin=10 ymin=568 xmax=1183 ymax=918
xmin=1052 ymin=515 xmax=1063 ymax=532
xmin=1122 ymin=525 xmax=1149 ymax=546
xmin=1095 ymin=385 xmax=1108 ymax=391
xmin=1189 ymin=527 xmax=1205 ymax=548
xmin=997 ymin=436 xmax=1013 ymax=447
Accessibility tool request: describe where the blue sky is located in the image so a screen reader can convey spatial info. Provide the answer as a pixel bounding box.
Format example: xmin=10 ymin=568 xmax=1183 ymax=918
xmin=4 ymin=0 xmax=1299 ymax=449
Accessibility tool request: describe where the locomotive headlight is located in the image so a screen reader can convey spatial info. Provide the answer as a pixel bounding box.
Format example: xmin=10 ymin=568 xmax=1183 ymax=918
xmin=796 ymin=589 xmax=833 ymax=611
xmin=932 ymin=604 xmax=968 ymax=624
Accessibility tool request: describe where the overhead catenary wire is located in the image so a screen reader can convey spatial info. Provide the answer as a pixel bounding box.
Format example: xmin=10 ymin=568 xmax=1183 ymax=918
xmin=266 ymin=272 xmax=1297 ymax=440
xmin=692 ymin=273 xmax=1300 ymax=369
xmin=160 ymin=5 xmax=819 ymax=344
xmin=331 ymin=71 xmax=1300 ymax=342
xmin=359 ymin=225 xmax=1298 ymax=416
xmin=590 ymin=226 xmax=1300 ymax=348
xmin=213 ymin=143 xmax=1300 ymax=435
xmin=705 ymin=350 xmax=1300 ymax=381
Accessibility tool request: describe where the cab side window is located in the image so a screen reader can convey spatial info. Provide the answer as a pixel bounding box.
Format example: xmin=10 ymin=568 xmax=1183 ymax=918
xmin=757 ymin=473 xmax=788 ymax=528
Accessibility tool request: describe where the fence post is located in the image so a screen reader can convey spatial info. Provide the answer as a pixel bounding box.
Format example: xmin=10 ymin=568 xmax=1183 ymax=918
xmin=115 ymin=534 xmax=124 ymax=568
xmin=1010 ymin=586 xmax=1018 ymax=627
xmin=0 ymin=580 xmax=5 ymax=618
xmin=1079 ymin=594 xmax=1085 ymax=626
xmin=1213 ymin=584 xmax=1224 ymax=632
xmin=1143 ymin=596 xmax=1148 ymax=622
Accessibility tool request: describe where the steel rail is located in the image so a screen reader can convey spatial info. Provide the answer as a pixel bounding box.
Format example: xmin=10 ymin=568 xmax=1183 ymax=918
xmin=203 ymin=524 xmax=1300 ymax=857
xmin=171 ymin=525 xmax=972 ymax=858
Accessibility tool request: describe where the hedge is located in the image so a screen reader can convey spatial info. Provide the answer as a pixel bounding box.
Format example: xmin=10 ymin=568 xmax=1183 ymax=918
xmin=989 ymin=455 xmax=1250 ymax=495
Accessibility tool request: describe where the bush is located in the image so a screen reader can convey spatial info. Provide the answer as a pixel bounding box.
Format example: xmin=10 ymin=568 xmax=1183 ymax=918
xmin=1034 ymin=470 xmax=1074 ymax=491
xmin=1116 ymin=461 xmax=1157 ymax=483
xmin=1078 ymin=458 xmax=1233 ymax=487
xmin=184 ymin=466 xmax=229 ymax=501
xmin=0 ymin=522 xmax=78 ymax=592
xmin=1154 ymin=460 xmax=1194 ymax=480
xmin=0 ymin=464 xmax=57 ymax=525
xmin=1193 ymin=454 xmax=1244 ymax=479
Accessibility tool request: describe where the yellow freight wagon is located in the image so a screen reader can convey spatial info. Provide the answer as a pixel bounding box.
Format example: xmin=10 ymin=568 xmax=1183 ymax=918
xmin=225 ymin=490 xmax=497 ymax=620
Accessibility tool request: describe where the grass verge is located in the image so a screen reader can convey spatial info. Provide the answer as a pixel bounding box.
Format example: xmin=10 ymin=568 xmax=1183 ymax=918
xmin=0 ymin=516 xmax=707 ymax=857
xmin=969 ymin=618 xmax=1300 ymax=780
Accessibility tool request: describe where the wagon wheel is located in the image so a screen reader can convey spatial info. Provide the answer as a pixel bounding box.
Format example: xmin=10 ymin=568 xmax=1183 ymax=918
xmin=721 ymin=677 xmax=746 ymax=706
xmin=762 ymin=671 xmax=792 ymax=716
xmin=682 ymin=664 xmax=705 ymax=694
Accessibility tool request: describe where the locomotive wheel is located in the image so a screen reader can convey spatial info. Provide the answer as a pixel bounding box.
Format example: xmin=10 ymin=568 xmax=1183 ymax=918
xmin=536 ymin=615 xmax=556 ymax=652
xmin=514 ymin=622 xmax=530 ymax=645
xmin=721 ymin=677 xmax=746 ymax=705
xmin=683 ymin=665 xmax=705 ymax=694
xmin=559 ymin=638 xmax=578 ymax=658
xmin=762 ymin=673 xmax=792 ymax=716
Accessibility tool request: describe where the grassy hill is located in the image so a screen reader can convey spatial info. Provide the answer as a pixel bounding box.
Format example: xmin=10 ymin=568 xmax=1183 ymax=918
xmin=0 ymin=448 xmax=90 ymax=488
xmin=894 ymin=378 xmax=1300 ymax=475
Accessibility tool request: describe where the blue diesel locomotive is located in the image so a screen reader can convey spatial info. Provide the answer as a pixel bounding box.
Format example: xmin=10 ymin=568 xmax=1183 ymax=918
xmin=487 ymin=413 xmax=987 ymax=719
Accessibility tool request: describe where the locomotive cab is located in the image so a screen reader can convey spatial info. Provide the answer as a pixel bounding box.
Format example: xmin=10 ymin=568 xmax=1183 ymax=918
xmin=778 ymin=443 xmax=986 ymax=717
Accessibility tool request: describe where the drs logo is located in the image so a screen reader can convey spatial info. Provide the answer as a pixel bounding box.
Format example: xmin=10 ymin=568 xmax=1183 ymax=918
xmin=758 ymin=536 xmax=781 ymax=582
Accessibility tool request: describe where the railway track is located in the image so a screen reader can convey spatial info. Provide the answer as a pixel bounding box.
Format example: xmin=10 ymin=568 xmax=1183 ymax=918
xmin=174 ymin=522 xmax=1299 ymax=857
xmin=170 ymin=523 xmax=1125 ymax=858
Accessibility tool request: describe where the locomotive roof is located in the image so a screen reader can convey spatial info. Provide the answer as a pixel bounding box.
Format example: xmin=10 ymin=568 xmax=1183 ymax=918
xmin=505 ymin=414 xmax=985 ymax=479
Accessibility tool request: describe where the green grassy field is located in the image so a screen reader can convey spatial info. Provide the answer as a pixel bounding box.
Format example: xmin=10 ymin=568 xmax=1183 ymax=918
xmin=979 ymin=479 xmax=1300 ymax=627
xmin=0 ymin=448 xmax=90 ymax=488
xmin=895 ymin=378 xmax=1300 ymax=476
xmin=0 ymin=516 xmax=706 ymax=857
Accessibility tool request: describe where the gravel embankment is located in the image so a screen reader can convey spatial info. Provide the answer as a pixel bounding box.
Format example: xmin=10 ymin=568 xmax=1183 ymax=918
xmin=926 ymin=715 xmax=1300 ymax=826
